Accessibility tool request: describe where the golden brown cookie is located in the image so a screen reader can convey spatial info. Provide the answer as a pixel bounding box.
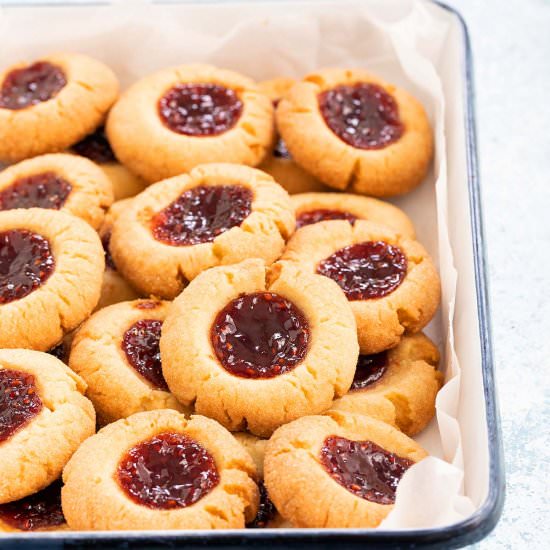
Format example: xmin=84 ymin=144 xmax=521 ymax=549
xmin=61 ymin=410 xmax=258 ymax=530
xmin=258 ymin=78 xmax=327 ymax=195
xmin=106 ymin=64 xmax=274 ymax=183
xmin=70 ymin=126 xmax=147 ymax=200
xmin=276 ymin=68 xmax=433 ymax=196
xmin=110 ymin=163 xmax=295 ymax=299
xmin=0 ymin=349 xmax=95 ymax=504
xmin=330 ymin=333 xmax=443 ymax=435
xmin=0 ymin=153 xmax=114 ymax=230
xmin=264 ymin=412 xmax=427 ymax=528
xmin=69 ymin=299 xmax=187 ymax=425
xmin=0 ymin=208 xmax=104 ymax=351
xmin=0 ymin=53 xmax=119 ymax=162
xmin=281 ymin=220 xmax=440 ymax=354
xmin=292 ymin=192 xmax=416 ymax=237
xmin=160 ymin=258 xmax=358 ymax=437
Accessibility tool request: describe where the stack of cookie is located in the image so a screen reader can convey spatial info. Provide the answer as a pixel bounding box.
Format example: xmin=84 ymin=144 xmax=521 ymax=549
xmin=0 ymin=54 xmax=441 ymax=532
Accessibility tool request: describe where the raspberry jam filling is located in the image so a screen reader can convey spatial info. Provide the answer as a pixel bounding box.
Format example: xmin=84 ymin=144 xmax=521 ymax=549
xmin=320 ymin=436 xmax=414 ymax=505
xmin=121 ymin=319 xmax=168 ymax=391
xmin=247 ymin=481 xmax=277 ymax=528
xmin=100 ymin=231 xmax=116 ymax=271
xmin=72 ymin=127 xmax=117 ymax=164
xmin=135 ymin=300 xmax=161 ymax=310
xmin=316 ymin=241 xmax=407 ymax=300
xmin=158 ymin=83 xmax=243 ymax=136
xmin=0 ymin=369 xmax=42 ymax=444
xmin=211 ymin=292 xmax=310 ymax=379
xmin=0 ymin=229 xmax=55 ymax=305
xmin=0 ymin=172 xmax=72 ymax=211
xmin=351 ymin=351 xmax=388 ymax=391
xmin=0 ymin=62 xmax=66 ymax=110
xmin=0 ymin=479 xmax=64 ymax=531
xmin=296 ymin=208 xmax=358 ymax=229
xmin=151 ymin=184 xmax=253 ymax=246
xmin=318 ymin=83 xmax=403 ymax=149
xmin=117 ymin=432 xmax=220 ymax=509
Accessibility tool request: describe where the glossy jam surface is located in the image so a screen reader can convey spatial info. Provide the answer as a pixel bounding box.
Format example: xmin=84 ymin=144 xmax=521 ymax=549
xmin=101 ymin=231 xmax=116 ymax=271
xmin=158 ymin=83 xmax=243 ymax=136
xmin=317 ymin=241 xmax=407 ymax=301
xmin=72 ymin=127 xmax=117 ymax=164
xmin=211 ymin=292 xmax=310 ymax=379
xmin=320 ymin=436 xmax=414 ymax=505
xmin=151 ymin=184 xmax=253 ymax=246
xmin=0 ymin=172 xmax=72 ymax=211
xmin=121 ymin=319 xmax=168 ymax=391
xmin=0 ymin=369 xmax=42 ymax=444
xmin=318 ymin=83 xmax=403 ymax=149
xmin=117 ymin=432 xmax=219 ymax=509
xmin=0 ymin=62 xmax=66 ymax=110
xmin=0 ymin=480 xmax=64 ymax=531
xmin=351 ymin=352 xmax=388 ymax=391
xmin=247 ymin=482 xmax=277 ymax=528
xmin=0 ymin=230 xmax=55 ymax=305
xmin=296 ymin=208 xmax=357 ymax=229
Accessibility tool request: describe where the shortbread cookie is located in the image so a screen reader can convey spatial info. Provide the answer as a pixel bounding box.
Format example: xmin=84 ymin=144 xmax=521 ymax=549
xmin=0 ymin=53 xmax=118 ymax=162
xmin=264 ymin=412 xmax=427 ymax=528
xmin=160 ymin=259 xmax=358 ymax=437
xmin=281 ymin=220 xmax=440 ymax=354
xmin=292 ymin=192 xmax=416 ymax=237
xmin=0 ymin=479 xmax=68 ymax=532
xmin=276 ymin=68 xmax=433 ymax=196
xmin=110 ymin=163 xmax=294 ymax=299
xmin=62 ymin=410 xmax=258 ymax=530
xmin=71 ymin=126 xmax=147 ymax=200
xmin=258 ymin=78 xmax=326 ymax=194
xmin=331 ymin=333 xmax=442 ymax=435
xmin=106 ymin=64 xmax=274 ymax=182
xmin=0 ymin=208 xmax=104 ymax=351
xmin=69 ymin=299 xmax=187 ymax=425
xmin=0 ymin=153 xmax=113 ymax=230
xmin=0 ymin=349 xmax=95 ymax=504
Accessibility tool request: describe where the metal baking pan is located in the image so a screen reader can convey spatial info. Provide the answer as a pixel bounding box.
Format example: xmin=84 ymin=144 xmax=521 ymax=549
xmin=0 ymin=0 xmax=504 ymax=548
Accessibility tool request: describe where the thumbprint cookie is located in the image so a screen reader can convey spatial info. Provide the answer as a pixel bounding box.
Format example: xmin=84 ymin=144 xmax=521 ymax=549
xmin=61 ymin=410 xmax=258 ymax=530
xmin=276 ymin=68 xmax=433 ymax=196
xmin=0 ymin=153 xmax=114 ymax=230
xmin=281 ymin=220 xmax=440 ymax=354
xmin=0 ymin=350 xmax=95 ymax=504
xmin=110 ymin=163 xmax=294 ymax=299
xmin=160 ymin=259 xmax=358 ymax=437
xmin=69 ymin=299 xmax=187 ymax=425
xmin=106 ymin=64 xmax=274 ymax=183
xmin=0 ymin=209 xmax=104 ymax=351
xmin=264 ymin=412 xmax=427 ymax=528
xmin=0 ymin=53 xmax=118 ymax=162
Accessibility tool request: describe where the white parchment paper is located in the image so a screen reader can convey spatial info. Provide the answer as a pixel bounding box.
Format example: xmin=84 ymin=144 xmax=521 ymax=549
xmin=0 ymin=0 xmax=487 ymax=530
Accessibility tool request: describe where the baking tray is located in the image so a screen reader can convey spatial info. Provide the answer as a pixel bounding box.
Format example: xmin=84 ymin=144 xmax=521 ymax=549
xmin=0 ymin=0 xmax=504 ymax=548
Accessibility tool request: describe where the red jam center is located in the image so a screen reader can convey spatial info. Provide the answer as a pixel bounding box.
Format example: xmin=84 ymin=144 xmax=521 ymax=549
xmin=158 ymin=83 xmax=243 ymax=136
xmin=0 ymin=369 xmax=42 ymax=444
xmin=0 ymin=479 xmax=64 ymax=531
xmin=121 ymin=319 xmax=168 ymax=391
xmin=117 ymin=432 xmax=219 ymax=509
xmin=0 ymin=172 xmax=72 ymax=211
xmin=247 ymin=481 xmax=277 ymax=528
xmin=101 ymin=230 xmax=116 ymax=271
xmin=72 ymin=127 xmax=117 ymax=164
xmin=0 ymin=229 xmax=55 ymax=305
xmin=320 ymin=436 xmax=414 ymax=505
xmin=318 ymin=83 xmax=403 ymax=149
xmin=316 ymin=241 xmax=407 ymax=301
xmin=351 ymin=351 xmax=388 ymax=390
xmin=211 ymin=292 xmax=310 ymax=379
xmin=296 ymin=208 xmax=358 ymax=229
xmin=151 ymin=184 xmax=253 ymax=246
xmin=0 ymin=62 xmax=66 ymax=110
